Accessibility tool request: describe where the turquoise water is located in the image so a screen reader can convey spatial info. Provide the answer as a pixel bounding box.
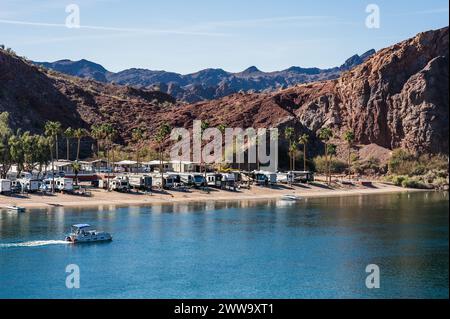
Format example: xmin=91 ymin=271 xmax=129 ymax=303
xmin=0 ymin=192 xmax=448 ymax=299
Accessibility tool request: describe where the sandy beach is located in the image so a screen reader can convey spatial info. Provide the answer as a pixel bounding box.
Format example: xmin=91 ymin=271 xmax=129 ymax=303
xmin=0 ymin=181 xmax=421 ymax=209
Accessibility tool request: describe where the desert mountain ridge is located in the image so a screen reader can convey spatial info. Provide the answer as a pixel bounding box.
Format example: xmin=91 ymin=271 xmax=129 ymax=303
xmin=34 ymin=49 xmax=376 ymax=103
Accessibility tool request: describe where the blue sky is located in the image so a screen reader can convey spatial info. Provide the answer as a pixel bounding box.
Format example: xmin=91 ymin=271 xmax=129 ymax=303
xmin=0 ymin=0 xmax=448 ymax=73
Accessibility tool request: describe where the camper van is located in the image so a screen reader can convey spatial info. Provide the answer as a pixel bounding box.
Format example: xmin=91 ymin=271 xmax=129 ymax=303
xmin=128 ymin=175 xmax=152 ymax=191
xmin=0 ymin=179 xmax=11 ymax=195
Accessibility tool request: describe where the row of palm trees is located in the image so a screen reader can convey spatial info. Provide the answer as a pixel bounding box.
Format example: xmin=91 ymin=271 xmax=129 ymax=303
xmin=284 ymin=126 xmax=355 ymax=185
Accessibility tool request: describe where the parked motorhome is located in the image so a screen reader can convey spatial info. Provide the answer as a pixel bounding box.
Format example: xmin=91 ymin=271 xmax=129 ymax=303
xmin=178 ymin=173 xmax=206 ymax=187
xmin=206 ymin=173 xmax=221 ymax=187
xmin=43 ymin=178 xmax=74 ymax=192
xmin=128 ymin=175 xmax=152 ymax=191
xmin=17 ymin=178 xmax=40 ymax=193
xmin=287 ymin=171 xmax=315 ymax=183
xmin=109 ymin=177 xmax=130 ymax=192
xmin=0 ymin=179 xmax=11 ymax=195
xmin=152 ymin=174 xmax=176 ymax=189
xmin=220 ymin=173 xmax=236 ymax=190
xmin=254 ymin=171 xmax=277 ymax=186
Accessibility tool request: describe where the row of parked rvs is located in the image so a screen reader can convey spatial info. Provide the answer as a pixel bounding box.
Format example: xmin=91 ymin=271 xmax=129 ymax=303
xmin=0 ymin=177 xmax=74 ymax=195
xmin=96 ymin=172 xmax=239 ymax=192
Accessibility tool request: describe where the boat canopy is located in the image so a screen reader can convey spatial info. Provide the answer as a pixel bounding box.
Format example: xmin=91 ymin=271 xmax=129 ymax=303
xmin=72 ymin=224 xmax=91 ymax=229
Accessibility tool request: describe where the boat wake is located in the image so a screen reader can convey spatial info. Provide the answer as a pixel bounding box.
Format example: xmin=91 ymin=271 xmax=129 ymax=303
xmin=0 ymin=240 xmax=70 ymax=248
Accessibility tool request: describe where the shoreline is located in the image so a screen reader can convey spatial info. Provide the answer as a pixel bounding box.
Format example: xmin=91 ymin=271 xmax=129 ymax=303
xmin=0 ymin=182 xmax=427 ymax=210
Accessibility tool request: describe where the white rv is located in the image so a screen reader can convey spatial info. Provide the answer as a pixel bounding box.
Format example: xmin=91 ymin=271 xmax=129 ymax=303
xmin=43 ymin=178 xmax=74 ymax=192
xmin=17 ymin=178 xmax=40 ymax=193
xmin=179 ymin=173 xmax=206 ymax=187
xmin=0 ymin=179 xmax=11 ymax=194
xmin=128 ymin=175 xmax=152 ymax=191
xmin=109 ymin=177 xmax=130 ymax=192
xmin=254 ymin=171 xmax=277 ymax=186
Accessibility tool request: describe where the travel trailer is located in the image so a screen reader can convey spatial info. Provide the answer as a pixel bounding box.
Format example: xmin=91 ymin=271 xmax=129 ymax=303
xmin=128 ymin=175 xmax=152 ymax=191
xmin=0 ymin=179 xmax=11 ymax=195
xmin=254 ymin=171 xmax=277 ymax=186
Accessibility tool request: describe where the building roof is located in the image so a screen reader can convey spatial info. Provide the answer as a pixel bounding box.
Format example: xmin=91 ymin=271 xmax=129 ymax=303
xmin=114 ymin=160 xmax=137 ymax=166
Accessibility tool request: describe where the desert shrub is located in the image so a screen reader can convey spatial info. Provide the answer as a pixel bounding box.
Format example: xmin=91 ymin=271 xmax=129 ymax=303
xmin=390 ymin=175 xmax=407 ymax=186
xmin=388 ymin=149 xmax=449 ymax=176
xmin=388 ymin=149 xmax=417 ymax=175
xmin=401 ymin=177 xmax=428 ymax=189
xmin=313 ymin=156 xmax=346 ymax=174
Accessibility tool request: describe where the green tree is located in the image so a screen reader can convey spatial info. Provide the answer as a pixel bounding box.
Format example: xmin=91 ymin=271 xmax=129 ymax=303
xmin=327 ymin=143 xmax=337 ymax=183
xmin=45 ymin=121 xmax=62 ymax=192
xmin=299 ymin=134 xmax=309 ymax=171
xmin=90 ymin=124 xmax=104 ymax=158
xmin=343 ymin=130 xmax=355 ymax=178
xmin=8 ymin=132 xmax=24 ymax=176
xmin=132 ymin=127 xmax=145 ymax=172
xmin=64 ymin=127 xmax=75 ymax=161
xmin=71 ymin=161 xmax=81 ymax=186
xmin=318 ymin=127 xmax=333 ymax=185
xmin=200 ymin=121 xmax=210 ymax=187
xmin=217 ymin=124 xmax=226 ymax=171
xmin=0 ymin=112 xmax=13 ymax=179
xmin=45 ymin=121 xmax=61 ymax=160
xmin=154 ymin=123 xmax=171 ymax=189
xmin=284 ymin=127 xmax=295 ymax=171
xmin=74 ymin=128 xmax=89 ymax=160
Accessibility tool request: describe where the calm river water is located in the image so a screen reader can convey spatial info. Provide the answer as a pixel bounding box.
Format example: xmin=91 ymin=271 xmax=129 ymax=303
xmin=0 ymin=192 xmax=448 ymax=299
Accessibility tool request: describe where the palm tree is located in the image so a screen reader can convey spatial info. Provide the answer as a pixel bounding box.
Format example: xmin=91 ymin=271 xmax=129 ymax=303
xmin=45 ymin=121 xmax=62 ymax=192
xmin=200 ymin=121 xmax=210 ymax=188
xmin=343 ymin=130 xmax=355 ymax=179
xmin=299 ymin=134 xmax=309 ymax=171
xmin=71 ymin=161 xmax=81 ymax=186
xmin=327 ymin=144 xmax=337 ymax=184
xmin=217 ymin=124 xmax=226 ymax=171
xmin=74 ymin=128 xmax=89 ymax=160
xmin=132 ymin=127 xmax=145 ymax=173
xmin=64 ymin=127 xmax=74 ymax=161
xmin=318 ymin=127 xmax=333 ymax=185
xmin=154 ymin=123 xmax=171 ymax=189
xmin=90 ymin=124 xmax=103 ymax=158
xmin=284 ymin=127 xmax=295 ymax=171
xmin=45 ymin=121 xmax=61 ymax=161
xmin=289 ymin=143 xmax=297 ymax=172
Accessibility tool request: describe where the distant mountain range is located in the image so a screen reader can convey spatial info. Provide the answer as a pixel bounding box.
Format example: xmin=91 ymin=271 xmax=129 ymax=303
xmin=35 ymin=49 xmax=375 ymax=103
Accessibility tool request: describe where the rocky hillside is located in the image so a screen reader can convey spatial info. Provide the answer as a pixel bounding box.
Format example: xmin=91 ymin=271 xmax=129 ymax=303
xmin=1 ymin=27 xmax=448 ymax=160
xmin=35 ymin=50 xmax=375 ymax=103
xmin=148 ymin=27 xmax=449 ymax=156
xmin=0 ymin=49 xmax=175 ymax=151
